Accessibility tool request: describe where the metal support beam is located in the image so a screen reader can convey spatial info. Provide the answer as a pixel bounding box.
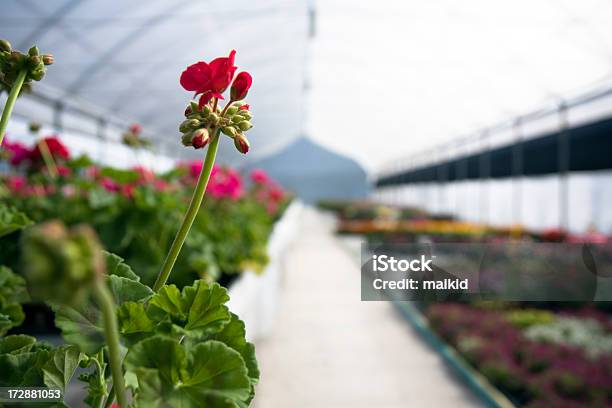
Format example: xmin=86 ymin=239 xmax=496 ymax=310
xmin=512 ymin=118 xmax=523 ymax=225
xmin=558 ymin=102 xmax=570 ymax=230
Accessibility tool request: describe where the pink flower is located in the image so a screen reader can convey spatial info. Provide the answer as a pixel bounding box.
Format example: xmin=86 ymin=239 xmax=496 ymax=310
xmin=122 ymin=184 xmax=135 ymax=199
xmin=86 ymin=165 xmax=101 ymax=179
xmin=153 ymin=179 xmax=170 ymax=192
xmin=6 ymin=175 xmax=26 ymax=192
xmin=61 ymin=185 xmax=77 ymax=197
xmin=132 ymin=166 xmax=155 ymax=184
xmin=207 ymin=166 xmax=243 ymax=199
xmin=57 ymin=165 xmax=71 ymax=177
xmin=1 ymin=138 xmax=30 ymax=166
xmin=101 ymin=177 xmax=120 ymax=193
xmin=250 ymin=168 xmax=269 ymax=185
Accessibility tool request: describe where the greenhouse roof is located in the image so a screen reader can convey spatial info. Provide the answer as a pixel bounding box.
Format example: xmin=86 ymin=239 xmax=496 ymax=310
xmin=2 ymin=0 xmax=612 ymax=171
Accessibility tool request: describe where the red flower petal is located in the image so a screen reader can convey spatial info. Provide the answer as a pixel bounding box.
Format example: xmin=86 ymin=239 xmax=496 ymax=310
xmin=180 ymin=61 xmax=212 ymax=93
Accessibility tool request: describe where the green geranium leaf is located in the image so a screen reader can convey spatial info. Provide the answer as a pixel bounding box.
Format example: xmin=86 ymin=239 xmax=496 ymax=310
xmin=104 ymin=251 xmax=140 ymax=281
xmin=118 ymin=302 xmax=154 ymax=335
xmin=54 ymin=304 xmax=104 ymax=355
xmin=88 ymin=187 xmax=118 ymax=209
xmin=209 ymin=313 xmax=259 ymax=385
xmin=0 ymin=265 xmax=29 ymax=304
xmin=148 ymin=281 xmax=231 ymax=337
xmin=183 ymin=282 xmax=230 ymax=334
xmin=0 ymin=204 xmax=32 ymax=238
xmin=0 ymin=266 xmax=29 ymax=334
xmin=68 ymin=154 xmax=93 ymax=169
xmin=0 ymin=345 xmax=53 ymax=387
xmin=149 ymin=284 xmax=184 ymax=319
xmin=0 ymin=335 xmax=37 ymax=354
xmin=42 ymin=345 xmax=83 ymax=391
xmin=108 ymin=275 xmax=153 ymax=304
xmin=125 ymin=336 xmax=251 ymax=408
xmin=100 ymin=167 xmax=140 ymax=184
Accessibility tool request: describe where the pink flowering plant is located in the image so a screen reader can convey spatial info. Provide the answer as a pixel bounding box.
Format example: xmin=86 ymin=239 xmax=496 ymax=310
xmin=0 ymin=44 xmax=273 ymax=407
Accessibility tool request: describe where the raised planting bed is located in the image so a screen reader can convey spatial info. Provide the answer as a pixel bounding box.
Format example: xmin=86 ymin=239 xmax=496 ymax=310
xmin=423 ymin=303 xmax=612 ymax=407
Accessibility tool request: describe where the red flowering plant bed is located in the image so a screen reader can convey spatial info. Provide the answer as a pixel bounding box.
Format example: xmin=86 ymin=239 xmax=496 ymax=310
xmin=1 ymin=136 xmax=290 ymax=288
xmin=0 ymin=40 xmax=273 ymax=407
xmin=427 ymin=303 xmax=612 ymax=407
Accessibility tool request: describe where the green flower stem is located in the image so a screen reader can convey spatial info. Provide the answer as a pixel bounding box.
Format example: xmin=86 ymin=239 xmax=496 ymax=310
xmin=92 ymin=350 xmax=108 ymax=408
xmin=0 ymin=68 xmax=27 ymax=146
xmin=93 ymin=279 xmax=127 ymax=408
xmin=38 ymin=139 xmax=58 ymax=178
xmin=153 ymin=131 xmax=220 ymax=292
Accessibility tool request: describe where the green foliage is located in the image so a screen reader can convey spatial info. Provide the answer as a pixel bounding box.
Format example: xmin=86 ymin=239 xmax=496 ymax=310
xmin=505 ymin=308 xmax=555 ymax=329
xmin=2 ymin=163 xmax=285 ymax=288
xmin=0 ymin=266 xmax=29 ymax=335
xmin=0 ymin=203 xmax=32 ymax=237
xmin=116 ymin=279 xmax=258 ymax=407
xmin=54 ymin=252 xmax=153 ymax=354
xmin=0 ymin=335 xmax=82 ymax=395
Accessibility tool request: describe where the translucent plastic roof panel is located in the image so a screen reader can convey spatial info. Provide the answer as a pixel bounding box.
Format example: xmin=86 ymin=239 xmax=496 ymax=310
xmin=3 ymin=0 xmax=612 ymax=171
xmin=1 ymin=0 xmax=310 ymax=164
xmin=306 ymin=0 xmax=612 ymax=172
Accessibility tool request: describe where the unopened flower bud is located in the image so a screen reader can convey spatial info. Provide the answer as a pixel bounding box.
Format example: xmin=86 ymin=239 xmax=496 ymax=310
xmin=202 ymin=105 xmax=212 ymax=116
xmin=191 ymin=128 xmax=210 ymax=149
xmin=184 ymin=106 xmax=193 ymax=117
xmin=226 ymin=105 xmax=239 ymax=116
xmin=209 ymin=112 xmax=220 ymax=125
xmin=181 ymin=132 xmax=193 ymax=146
xmin=42 ymin=54 xmax=54 ymax=66
xmin=28 ymin=55 xmax=41 ymax=67
xmin=239 ymin=111 xmax=252 ymax=121
xmin=230 ymin=72 xmax=253 ymax=101
xmin=28 ymin=46 xmax=39 ymax=57
xmin=0 ymin=39 xmax=11 ymax=53
xmin=234 ymin=133 xmax=250 ymax=154
xmin=29 ymin=122 xmax=41 ymax=133
xmin=237 ymin=121 xmax=253 ymax=131
xmin=221 ymin=126 xmax=237 ymax=137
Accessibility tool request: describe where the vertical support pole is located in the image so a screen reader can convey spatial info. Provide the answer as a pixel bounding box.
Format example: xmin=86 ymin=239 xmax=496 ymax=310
xmin=96 ymin=118 xmax=106 ymax=163
xmin=558 ymin=102 xmax=570 ymax=231
xmin=53 ymin=101 xmax=64 ymax=131
xmin=479 ymin=130 xmax=490 ymax=224
xmin=512 ymin=118 xmax=523 ymax=226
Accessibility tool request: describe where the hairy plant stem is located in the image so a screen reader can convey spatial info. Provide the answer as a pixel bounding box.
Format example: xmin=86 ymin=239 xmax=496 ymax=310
xmin=0 ymin=68 xmax=27 ymax=146
xmin=152 ymin=130 xmax=220 ymax=292
xmin=93 ymin=279 xmax=127 ymax=408
xmin=92 ymin=350 xmax=108 ymax=408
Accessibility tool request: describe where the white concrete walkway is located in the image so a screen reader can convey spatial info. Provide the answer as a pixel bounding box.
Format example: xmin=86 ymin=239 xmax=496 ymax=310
xmin=253 ymin=208 xmax=484 ymax=408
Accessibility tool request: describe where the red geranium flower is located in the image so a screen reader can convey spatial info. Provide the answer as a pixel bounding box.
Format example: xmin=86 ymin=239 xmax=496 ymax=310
xmin=1 ymin=138 xmax=30 ymax=166
xmin=180 ymin=50 xmax=237 ymax=106
xmin=30 ymin=136 xmax=70 ymax=162
xmin=129 ymin=123 xmax=142 ymax=135
xmin=230 ymin=72 xmax=252 ymax=101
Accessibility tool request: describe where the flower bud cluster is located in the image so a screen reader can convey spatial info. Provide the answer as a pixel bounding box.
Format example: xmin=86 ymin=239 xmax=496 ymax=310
xmin=0 ymin=40 xmax=53 ymax=94
xmin=180 ymin=101 xmax=253 ymax=154
xmin=122 ymin=123 xmax=150 ymax=148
